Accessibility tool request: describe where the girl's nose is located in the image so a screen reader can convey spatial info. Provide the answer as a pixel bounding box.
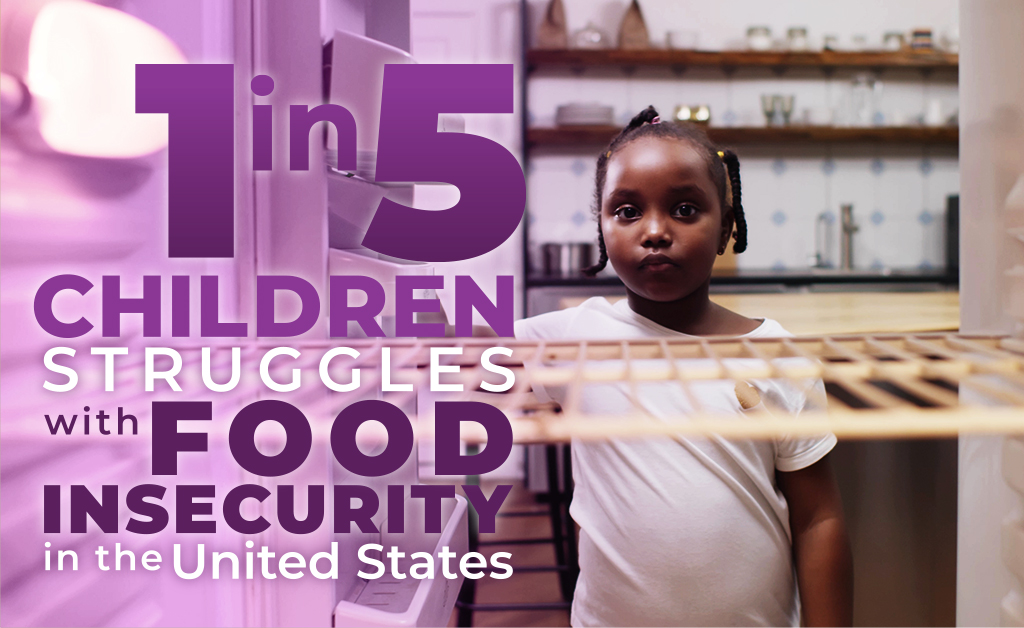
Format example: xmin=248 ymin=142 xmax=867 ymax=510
xmin=642 ymin=215 xmax=671 ymax=248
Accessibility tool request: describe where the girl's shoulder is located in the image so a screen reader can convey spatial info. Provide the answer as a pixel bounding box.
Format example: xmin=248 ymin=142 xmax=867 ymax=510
xmin=513 ymin=297 xmax=619 ymax=341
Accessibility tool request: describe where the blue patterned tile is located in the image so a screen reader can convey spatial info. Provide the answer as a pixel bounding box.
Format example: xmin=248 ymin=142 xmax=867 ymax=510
xmin=771 ymin=209 xmax=787 ymax=226
xmin=526 ymin=161 xmax=537 ymax=175
xmin=528 ymin=213 xmax=538 ymax=225
xmin=820 ymin=210 xmax=836 ymax=225
xmin=870 ymin=210 xmax=885 ymax=226
xmin=527 ymin=110 xmax=536 ymax=125
xmin=872 ymin=111 xmax=885 ymax=126
xmin=571 ymin=159 xmax=587 ymax=177
xmin=918 ymin=210 xmax=934 ymax=226
xmin=920 ymin=158 xmax=934 ymax=176
xmin=571 ymin=210 xmax=588 ymax=227
xmin=870 ymin=158 xmax=885 ymax=175
xmin=821 ymin=158 xmax=836 ymax=176
xmin=870 ymin=258 xmax=885 ymax=270
xmin=723 ymin=110 xmax=737 ymax=125
xmin=618 ymin=110 xmax=632 ymax=125
xmin=918 ymin=259 xmax=934 ymax=270
xmin=771 ymin=260 xmax=787 ymax=271
xmin=771 ymin=159 xmax=787 ymax=176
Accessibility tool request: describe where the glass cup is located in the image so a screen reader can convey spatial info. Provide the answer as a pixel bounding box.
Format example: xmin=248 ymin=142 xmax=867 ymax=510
xmin=761 ymin=94 xmax=780 ymax=126
xmin=778 ymin=95 xmax=795 ymax=125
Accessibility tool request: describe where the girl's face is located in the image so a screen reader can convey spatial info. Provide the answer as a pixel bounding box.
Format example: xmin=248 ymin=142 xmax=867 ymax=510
xmin=600 ymin=137 xmax=733 ymax=303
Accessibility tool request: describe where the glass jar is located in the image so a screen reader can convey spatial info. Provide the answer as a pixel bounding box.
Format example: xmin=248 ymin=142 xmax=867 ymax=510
xmin=940 ymin=27 xmax=959 ymax=53
xmin=883 ymin=31 xmax=905 ymax=51
xmin=572 ymin=22 xmax=611 ymax=49
xmin=849 ymin=73 xmax=881 ymax=127
xmin=747 ymin=26 xmax=772 ymax=51
xmin=787 ymin=27 xmax=809 ymax=51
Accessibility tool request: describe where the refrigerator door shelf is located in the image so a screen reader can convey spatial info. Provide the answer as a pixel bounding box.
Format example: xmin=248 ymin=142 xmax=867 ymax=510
xmin=333 ymin=494 xmax=469 ymax=627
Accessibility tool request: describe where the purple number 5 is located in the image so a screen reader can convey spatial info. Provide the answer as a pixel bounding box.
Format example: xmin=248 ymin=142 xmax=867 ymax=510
xmin=362 ymin=64 xmax=525 ymax=262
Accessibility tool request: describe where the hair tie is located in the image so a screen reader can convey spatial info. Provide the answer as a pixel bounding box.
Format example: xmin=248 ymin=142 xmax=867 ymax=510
xmin=717 ymin=150 xmax=725 ymax=158
xmin=651 ymin=115 xmax=661 ymax=125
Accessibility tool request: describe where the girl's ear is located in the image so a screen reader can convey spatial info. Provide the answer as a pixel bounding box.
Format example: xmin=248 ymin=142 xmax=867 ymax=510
xmin=719 ymin=207 xmax=735 ymax=254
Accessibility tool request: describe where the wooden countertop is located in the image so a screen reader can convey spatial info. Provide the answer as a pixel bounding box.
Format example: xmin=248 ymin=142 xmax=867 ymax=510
xmin=558 ymin=291 xmax=960 ymax=336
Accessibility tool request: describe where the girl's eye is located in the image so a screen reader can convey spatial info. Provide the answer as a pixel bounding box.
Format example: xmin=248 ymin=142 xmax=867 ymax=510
xmin=615 ymin=206 xmax=640 ymax=219
xmin=673 ymin=204 xmax=698 ymax=218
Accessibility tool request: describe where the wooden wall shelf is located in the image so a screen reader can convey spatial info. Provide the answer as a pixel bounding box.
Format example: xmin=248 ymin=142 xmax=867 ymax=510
xmin=527 ymin=125 xmax=959 ymax=147
xmin=526 ymin=49 xmax=958 ymax=71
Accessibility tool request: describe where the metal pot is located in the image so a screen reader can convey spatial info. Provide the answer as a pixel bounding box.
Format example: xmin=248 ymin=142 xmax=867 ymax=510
xmin=541 ymin=242 xmax=595 ymax=275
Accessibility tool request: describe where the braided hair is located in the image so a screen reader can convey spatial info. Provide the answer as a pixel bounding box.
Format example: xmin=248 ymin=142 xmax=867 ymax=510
xmin=584 ymin=105 xmax=747 ymax=276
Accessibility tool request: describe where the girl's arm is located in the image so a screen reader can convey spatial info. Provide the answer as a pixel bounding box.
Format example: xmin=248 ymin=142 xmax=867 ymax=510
xmin=777 ymin=453 xmax=854 ymax=627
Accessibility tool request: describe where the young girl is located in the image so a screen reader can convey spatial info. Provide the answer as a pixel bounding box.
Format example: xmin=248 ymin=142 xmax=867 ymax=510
xmin=515 ymin=107 xmax=853 ymax=626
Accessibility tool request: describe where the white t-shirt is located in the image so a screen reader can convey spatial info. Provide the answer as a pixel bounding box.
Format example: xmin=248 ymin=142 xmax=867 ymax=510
xmin=514 ymin=297 xmax=835 ymax=627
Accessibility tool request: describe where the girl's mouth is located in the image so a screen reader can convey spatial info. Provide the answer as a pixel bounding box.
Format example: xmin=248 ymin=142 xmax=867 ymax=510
xmin=639 ymin=254 xmax=678 ymax=271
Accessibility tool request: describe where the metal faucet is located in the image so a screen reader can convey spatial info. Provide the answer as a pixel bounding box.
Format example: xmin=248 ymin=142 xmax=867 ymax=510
xmin=840 ymin=204 xmax=859 ymax=271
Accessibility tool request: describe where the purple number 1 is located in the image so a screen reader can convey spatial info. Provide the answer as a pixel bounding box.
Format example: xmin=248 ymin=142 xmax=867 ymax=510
xmin=136 ymin=64 xmax=235 ymax=258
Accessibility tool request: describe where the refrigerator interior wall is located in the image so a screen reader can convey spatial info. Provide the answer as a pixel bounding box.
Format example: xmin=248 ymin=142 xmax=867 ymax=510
xmin=958 ymin=0 xmax=1024 ymax=624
